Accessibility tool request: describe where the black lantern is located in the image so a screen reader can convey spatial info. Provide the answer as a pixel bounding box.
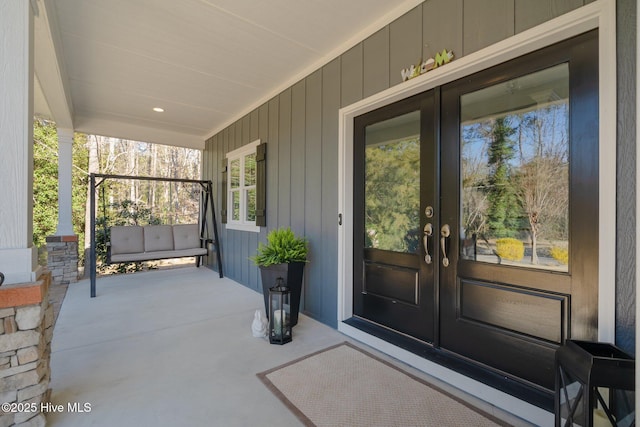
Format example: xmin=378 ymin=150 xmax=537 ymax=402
xmin=555 ymin=340 xmax=635 ymax=427
xmin=268 ymin=278 xmax=292 ymax=345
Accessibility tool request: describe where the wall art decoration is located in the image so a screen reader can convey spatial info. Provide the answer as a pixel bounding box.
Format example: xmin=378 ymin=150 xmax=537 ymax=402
xmin=401 ymin=49 xmax=454 ymax=82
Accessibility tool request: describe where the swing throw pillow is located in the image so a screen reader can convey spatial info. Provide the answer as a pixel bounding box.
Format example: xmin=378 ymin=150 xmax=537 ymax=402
xmin=144 ymin=225 xmax=174 ymax=252
xmin=110 ymin=226 xmax=144 ymax=255
xmin=173 ymin=224 xmax=201 ymax=250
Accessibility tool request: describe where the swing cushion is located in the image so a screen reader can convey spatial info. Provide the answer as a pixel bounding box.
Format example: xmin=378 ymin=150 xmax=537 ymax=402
xmin=110 ymin=226 xmax=145 ymax=255
xmin=173 ymin=224 xmax=201 ymax=250
xmin=144 ymin=225 xmax=174 ymax=252
xmin=109 ymin=224 xmax=206 ymax=263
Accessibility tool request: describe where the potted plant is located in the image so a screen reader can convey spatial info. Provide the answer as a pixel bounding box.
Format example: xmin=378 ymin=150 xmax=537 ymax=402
xmin=251 ymin=227 xmax=308 ymax=326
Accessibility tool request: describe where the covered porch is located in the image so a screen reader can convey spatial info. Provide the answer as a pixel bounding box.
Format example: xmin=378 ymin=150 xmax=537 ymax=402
xmin=48 ymin=267 xmax=530 ymax=426
xmin=0 ymin=0 xmax=637 ymax=425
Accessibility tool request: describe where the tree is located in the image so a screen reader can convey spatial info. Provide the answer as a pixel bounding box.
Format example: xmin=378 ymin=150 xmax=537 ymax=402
xmin=515 ymin=158 xmax=567 ymax=264
xmin=33 ymin=125 xmax=200 ymax=274
xmin=33 ymin=119 xmax=59 ymax=252
xmin=84 ymin=135 xmax=101 ymax=262
xmin=82 ymin=136 xmax=201 ymax=274
xmin=513 ymin=105 xmax=569 ymax=264
xmin=33 ymin=119 xmax=89 ymax=263
xmin=72 ymin=133 xmax=89 ymax=261
xmin=365 ymin=137 xmax=420 ymax=253
xmin=485 ymin=117 xmax=520 ymax=238
xmin=461 ymin=124 xmax=490 ymax=236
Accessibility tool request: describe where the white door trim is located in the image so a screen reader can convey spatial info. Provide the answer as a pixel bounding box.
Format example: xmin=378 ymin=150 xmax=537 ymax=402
xmin=337 ymin=1 xmax=616 ymax=424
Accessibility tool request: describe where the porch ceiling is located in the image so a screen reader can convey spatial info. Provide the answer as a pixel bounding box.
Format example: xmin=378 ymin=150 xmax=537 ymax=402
xmin=34 ymin=0 xmax=420 ymax=149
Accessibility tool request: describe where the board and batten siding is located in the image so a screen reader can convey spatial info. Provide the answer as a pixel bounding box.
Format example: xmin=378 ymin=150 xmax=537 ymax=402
xmin=202 ymin=0 xmax=633 ymax=338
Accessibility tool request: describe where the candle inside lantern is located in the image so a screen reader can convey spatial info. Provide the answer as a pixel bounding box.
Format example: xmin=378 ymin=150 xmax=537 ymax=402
xmin=272 ymin=310 xmax=284 ymax=337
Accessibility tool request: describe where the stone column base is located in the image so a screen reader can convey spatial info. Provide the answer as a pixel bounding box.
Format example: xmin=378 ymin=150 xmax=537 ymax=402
xmin=0 ymin=271 xmax=53 ymax=427
xmin=45 ymin=236 xmax=78 ymax=286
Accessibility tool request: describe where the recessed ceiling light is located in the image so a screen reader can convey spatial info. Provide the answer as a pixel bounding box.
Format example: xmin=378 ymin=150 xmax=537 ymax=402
xmin=153 ymin=107 xmax=164 ymax=112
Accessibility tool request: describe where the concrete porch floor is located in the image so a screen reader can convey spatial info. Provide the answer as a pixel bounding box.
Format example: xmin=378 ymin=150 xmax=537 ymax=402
xmin=49 ymin=267 xmax=533 ymax=426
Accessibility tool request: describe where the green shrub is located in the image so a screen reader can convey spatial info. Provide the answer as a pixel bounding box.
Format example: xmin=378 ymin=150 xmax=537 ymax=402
xmin=495 ymin=238 xmax=524 ymax=261
xmin=550 ymin=246 xmax=569 ymax=265
xmin=250 ymin=227 xmax=308 ymax=267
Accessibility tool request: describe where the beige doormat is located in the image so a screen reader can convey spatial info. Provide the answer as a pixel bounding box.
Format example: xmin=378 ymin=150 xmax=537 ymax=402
xmin=257 ymin=342 xmax=509 ymax=427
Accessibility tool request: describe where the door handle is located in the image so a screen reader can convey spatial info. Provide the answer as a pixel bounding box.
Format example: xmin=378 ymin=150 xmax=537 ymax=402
xmin=441 ymin=224 xmax=450 ymax=267
xmin=423 ymin=223 xmax=433 ymax=264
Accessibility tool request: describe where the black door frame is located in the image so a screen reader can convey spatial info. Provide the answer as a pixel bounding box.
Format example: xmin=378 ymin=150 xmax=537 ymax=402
xmin=337 ymin=4 xmax=615 ymax=417
xmin=346 ymin=29 xmax=601 ymax=410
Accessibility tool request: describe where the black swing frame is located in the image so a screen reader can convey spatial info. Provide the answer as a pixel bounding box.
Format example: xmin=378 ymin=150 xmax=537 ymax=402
xmin=89 ymin=173 xmax=223 ymax=297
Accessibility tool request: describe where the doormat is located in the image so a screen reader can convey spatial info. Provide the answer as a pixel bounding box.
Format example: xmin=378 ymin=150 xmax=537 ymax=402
xmin=257 ymin=342 xmax=509 ymax=427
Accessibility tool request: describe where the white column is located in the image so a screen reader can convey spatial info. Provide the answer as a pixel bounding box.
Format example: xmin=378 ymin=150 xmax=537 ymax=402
xmin=0 ymin=1 xmax=40 ymax=284
xmin=55 ymin=128 xmax=75 ymax=236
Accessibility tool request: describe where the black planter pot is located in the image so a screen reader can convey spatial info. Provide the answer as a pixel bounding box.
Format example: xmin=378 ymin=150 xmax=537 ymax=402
xmin=259 ymin=262 xmax=305 ymax=327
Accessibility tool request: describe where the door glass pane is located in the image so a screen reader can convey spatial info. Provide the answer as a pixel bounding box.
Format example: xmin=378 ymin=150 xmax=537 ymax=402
xmin=460 ymin=64 xmax=569 ymax=271
xmin=365 ymin=111 xmax=420 ymax=253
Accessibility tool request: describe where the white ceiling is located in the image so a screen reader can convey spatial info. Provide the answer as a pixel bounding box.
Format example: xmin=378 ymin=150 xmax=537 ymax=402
xmin=34 ymin=0 xmax=421 ymax=149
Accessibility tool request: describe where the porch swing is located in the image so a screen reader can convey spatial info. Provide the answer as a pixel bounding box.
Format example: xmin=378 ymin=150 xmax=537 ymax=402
xmin=89 ymin=173 xmax=223 ymax=297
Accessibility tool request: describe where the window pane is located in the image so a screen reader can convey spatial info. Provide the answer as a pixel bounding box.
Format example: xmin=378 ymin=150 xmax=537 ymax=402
xmin=245 ymin=153 xmax=256 ymax=186
xmin=231 ymin=190 xmax=240 ymax=221
xmin=230 ymin=159 xmax=240 ymax=188
xmin=460 ymin=63 xmax=569 ymax=271
xmin=246 ymin=188 xmax=256 ymax=222
xmin=364 ymin=111 xmax=420 ymax=253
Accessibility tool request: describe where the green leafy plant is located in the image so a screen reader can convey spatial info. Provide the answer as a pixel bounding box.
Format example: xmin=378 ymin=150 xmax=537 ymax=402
xmin=250 ymin=227 xmax=308 ymax=267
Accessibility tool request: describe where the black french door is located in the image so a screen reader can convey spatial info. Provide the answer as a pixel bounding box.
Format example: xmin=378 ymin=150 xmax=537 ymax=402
xmin=353 ymin=30 xmax=599 ymax=392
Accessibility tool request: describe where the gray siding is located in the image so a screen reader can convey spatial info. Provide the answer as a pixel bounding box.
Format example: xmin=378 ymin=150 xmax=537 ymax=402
xmin=278 ymin=89 xmax=292 ymax=228
xmin=203 ymin=0 xmax=634 ymax=339
xmin=363 ymin=27 xmax=389 ymax=98
xmin=304 ymin=70 xmax=324 ymax=319
xmin=268 ymin=96 xmax=280 ymax=231
xmin=463 ymin=0 xmax=514 ymax=55
xmin=341 ymin=44 xmax=363 ymax=107
xmin=423 ymin=0 xmax=463 ymax=61
xmin=389 ymin=7 xmax=423 ymax=87
xmin=515 ymin=0 xmax=584 ymax=33
xmin=291 ymin=81 xmax=307 ymax=236
xmin=320 ymin=58 xmax=341 ymax=326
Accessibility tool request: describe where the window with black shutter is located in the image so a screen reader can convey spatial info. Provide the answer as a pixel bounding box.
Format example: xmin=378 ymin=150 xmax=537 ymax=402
xmin=222 ymin=139 xmax=265 ymax=231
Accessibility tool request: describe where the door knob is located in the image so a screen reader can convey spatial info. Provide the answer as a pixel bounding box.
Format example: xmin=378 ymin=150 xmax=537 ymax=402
xmin=441 ymin=224 xmax=450 ymax=267
xmin=423 ymin=223 xmax=433 ymax=264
